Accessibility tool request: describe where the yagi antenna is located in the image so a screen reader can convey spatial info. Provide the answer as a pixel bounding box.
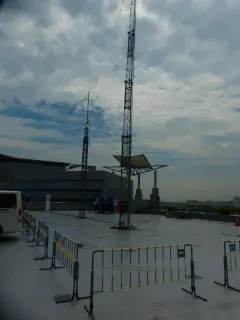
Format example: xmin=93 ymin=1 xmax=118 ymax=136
xmin=69 ymin=92 xmax=108 ymax=219
xmin=69 ymin=94 xmax=89 ymax=115
xmin=77 ymin=106 xmax=109 ymax=131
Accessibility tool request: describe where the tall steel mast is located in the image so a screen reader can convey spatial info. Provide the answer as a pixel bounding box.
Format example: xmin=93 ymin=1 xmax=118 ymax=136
xmin=80 ymin=92 xmax=90 ymax=219
xmin=119 ymin=0 xmax=137 ymax=228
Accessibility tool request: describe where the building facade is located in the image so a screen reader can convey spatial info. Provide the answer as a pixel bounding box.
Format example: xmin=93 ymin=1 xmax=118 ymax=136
xmin=0 ymin=154 xmax=132 ymax=204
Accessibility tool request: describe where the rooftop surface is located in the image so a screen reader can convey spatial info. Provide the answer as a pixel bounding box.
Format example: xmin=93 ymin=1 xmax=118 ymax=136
xmin=0 ymin=152 xmax=70 ymax=167
xmin=1 ymin=212 xmax=240 ymax=320
xmin=0 ymin=153 xmax=98 ymax=171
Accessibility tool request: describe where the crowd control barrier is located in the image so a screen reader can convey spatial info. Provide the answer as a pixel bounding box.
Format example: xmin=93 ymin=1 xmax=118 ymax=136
xmin=21 ymin=212 xmax=30 ymax=234
xmin=25 ymin=215 xmax=37 ymax=243
xmin=33 ymin=221 xmax=51 ymax=260
xmin=84 ymin=244 xmax=207 ymax=316
xmin=39 ymin=230 xmax=89 ymax=303
xmin=21 ymin=213 xmax=28 ymax=229
xmin=214 ymin=240 xmax=240 ymax=292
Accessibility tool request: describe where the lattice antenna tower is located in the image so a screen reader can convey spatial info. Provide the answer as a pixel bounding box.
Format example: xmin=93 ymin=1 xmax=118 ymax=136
xmin=69 ymin=92 xmax=102 ymax=219
xmin=119 ymin=0 xmax=137 ymax=228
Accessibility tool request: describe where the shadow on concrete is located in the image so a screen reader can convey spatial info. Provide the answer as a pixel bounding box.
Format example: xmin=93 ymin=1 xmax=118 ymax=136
xmin=0 ymin=235 xmax=20 ymax=243
xmin=0 ymin=299 xmax=32 ymax=320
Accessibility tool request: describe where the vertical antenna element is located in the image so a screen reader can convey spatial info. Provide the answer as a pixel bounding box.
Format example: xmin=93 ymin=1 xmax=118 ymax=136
xmin=120 ymin=0 xmax=137 ymax=228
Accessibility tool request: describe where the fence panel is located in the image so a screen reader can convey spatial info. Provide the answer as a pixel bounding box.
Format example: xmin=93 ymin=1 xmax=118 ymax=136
xmin=84 ymin=244 xmax=207 ymax=316
xmin=39 ymin=230 xmax=89 ymax=303
xmin=20 ymin=212 xmax=28 ymax=230
xmin=25 ymin=215 xmax=37 ymax=243
xmin=214 ymin=240 xmax=240 ymax=292
xmin=20 ymin=212 xmax=29 ymax=234
xmin=32 ymin=221 xmax=51 ymax=260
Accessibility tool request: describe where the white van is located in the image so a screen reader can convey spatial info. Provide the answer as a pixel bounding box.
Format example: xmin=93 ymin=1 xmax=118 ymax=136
xmin=0 ymin=190 xmax=22 ymax=235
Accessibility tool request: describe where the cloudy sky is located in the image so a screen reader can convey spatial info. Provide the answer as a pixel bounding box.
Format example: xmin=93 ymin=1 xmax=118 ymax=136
xmin=0 ymin=0 xmax=240 ymax=201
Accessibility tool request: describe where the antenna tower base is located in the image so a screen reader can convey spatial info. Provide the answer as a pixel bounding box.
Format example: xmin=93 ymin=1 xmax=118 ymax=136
xmin=77 ymin=211 xmax=86 ymax=219
xmin=111 ymin=222 xmax=138 ymax=230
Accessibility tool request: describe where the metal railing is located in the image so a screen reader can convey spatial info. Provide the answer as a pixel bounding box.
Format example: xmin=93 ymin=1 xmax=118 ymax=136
xmin=84 ymin=244 xmax=207 ymax=316
xmin=20 ymin=213 xmax=28 ymax=229
xmin=39 ymin=230 xmax=89 ymax=303
xmin=214 ymin=240 xmax=240 ymax=292
xmin=32 ymin=220 xmax=51 ymax=260
xmin=25 ymin=215 xmax=37 ymax=243
xmin=20 ymin=212 xmax=29 ymax=234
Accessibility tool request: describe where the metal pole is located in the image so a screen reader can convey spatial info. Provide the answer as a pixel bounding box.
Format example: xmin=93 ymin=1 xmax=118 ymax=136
xmin=120 ymin=0 xmax=137 ymax=229
xmin=137 ymin=173 xmax=140 ymax=189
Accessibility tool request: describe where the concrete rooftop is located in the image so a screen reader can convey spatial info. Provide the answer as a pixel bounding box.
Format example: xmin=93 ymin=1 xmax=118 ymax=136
xmin=1 ymin=212 xmax=240 ymax=320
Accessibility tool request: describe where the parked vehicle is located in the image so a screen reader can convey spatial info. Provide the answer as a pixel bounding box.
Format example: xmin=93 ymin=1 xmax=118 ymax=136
xmin=0 ymin=190 xmax=22 ymax=236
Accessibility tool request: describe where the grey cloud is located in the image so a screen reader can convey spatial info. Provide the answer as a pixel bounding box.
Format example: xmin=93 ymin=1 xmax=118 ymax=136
xmin=0 ymin=1 xmax=125 ymax=101
xmin=0 ymin=82 xmax=45 ymax=101
xmin=136 ymin=17 xmax=158 ymax=51
xmin=0 ymin=28 xmax=92 ymax=100
xmin=181 ymin=1 xmax=240 ymax=49
xmin=0 ymin=42 xmax=27 ymax=77
xmin=152 ymin=0 xmax=240 ymax=51
xmin=1 ymin=0 xmax=52 ymax=26
xmin=156 ymin=117 xmax=229 ymax=138
xmin=0 ymin=28 xmax=7 ymax=39
xmin=134 ymin=116 xmax=233 ymax=154
xmin=145 ymin=32 xmax=226 ymax=80
xmin=89 ymin=26 xmax=119 ymax=50
xmin=140 ymin=0 xmax=240 ymax=81
xmin=59 ymin=0 xmax=104 ymax=20
xmin=58 ymin=0 xmax=119 ymax=23
xmin=0 ymin=0 xmax=238 ymax=101
xmin=1 ymin=0 xmax=240 ymax=200
xmin=231 ymin=94 xmax=240 ymax=100
xmin=201 ymin=134 xmax=230 ymax=149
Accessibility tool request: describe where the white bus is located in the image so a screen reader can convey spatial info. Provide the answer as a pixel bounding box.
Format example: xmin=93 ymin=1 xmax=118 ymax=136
xmin=0 ymin=190 xmax=22 ymax=236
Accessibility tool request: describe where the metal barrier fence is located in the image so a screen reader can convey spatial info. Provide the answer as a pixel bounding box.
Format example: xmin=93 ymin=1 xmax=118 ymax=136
xmin=25 ymin=215 xmax=37 ymax=243
xmin=39 ymin=230 xmax=89 ymax=303
xmin=32 ymin=221 xmax=51 ymax=260
xmin=214 ymin=240 xmax=240 ymax=292
xmin=25 ymin=214 xmax=32 ymax=234
xmin=20 ymin=213 xmax=28 ymax=229
xmin=20 ymin=212 xmax=29 ymax=234
xmin=84 ymin=244 xmax=207 ymax=316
